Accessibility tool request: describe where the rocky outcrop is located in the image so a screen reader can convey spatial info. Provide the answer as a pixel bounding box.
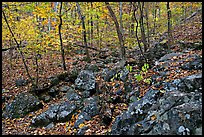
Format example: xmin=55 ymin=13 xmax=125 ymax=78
xmin=110 ymin=72 xmax=202 ymax=135
xmin=74 ymin=96 xmax=99 ymax=128
xmin=31 ymin=101 xmax=77 ymax=127
xmin=3 ymin=93 xmax=43 ymax=118
xmin=75 ymin=70 xmax=96 ymax=92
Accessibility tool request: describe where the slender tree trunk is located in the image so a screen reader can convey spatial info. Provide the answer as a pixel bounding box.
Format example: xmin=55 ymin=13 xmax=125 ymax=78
xmin=87 ymin=2 xmax=90 ymax=46
xmin=145 ymin=3 xmax=150 ymax=46
xmin=138 ymin=2 xmax=148 ymax=52
xmin=90 ymin=2 xmax=93 ymax=46
xmin=105 ymin=2 xmax=126 ymax=61
xmin=105 ymin=16 xmax=108 ymax=46
xmin=9 ymin=39 xmax=13 ymax=69
xmin=76 ymin=2 xmax=91 ymax=62
xmin=132 ymin=2 xmax=147 ymax=63
xmin=35 ymin=54 xmax=39 ymax=87
xmin=153 ymin=3 xmax=157 ymax=36
xmin=130 ymin=2 xmax=135 ymax=37
xmin=96 ymin=11 xmax=101 ymax=50
xmin=58 ymin=2 xmax=67 ymax=70
xmin=167 ymin=2 xmax=172 ymax=53
xmin=119 ymin=2 xmax=123 ymax=35
xmin=2 ymin=10 xmax=33 ymax=83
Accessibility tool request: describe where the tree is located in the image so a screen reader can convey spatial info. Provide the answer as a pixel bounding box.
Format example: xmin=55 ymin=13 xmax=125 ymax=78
xmin=105 ymin=2 xmax=126 ymax=62
xmin=2 ymin=9 xmax=33 ymax=84
xmin=138 ymin=2 xmax=148 ymax=52
xmin=76 ymin=2 xmax=91 ymax=62
xmin=132 ymin=2 xmax=147 ymax=64
xmin=167 ymin=2 xmax=173 ymax=53
xmin=58 ymin=2 xmax=67 ymax=70
xmin=144 ymin=3 xmax=150 ymax=45
xmin=119 ymin=2 xmax=123 ymax=35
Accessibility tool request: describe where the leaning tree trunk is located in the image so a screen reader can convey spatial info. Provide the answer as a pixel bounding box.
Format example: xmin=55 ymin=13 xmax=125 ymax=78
xmin=105 ymin=2 xmax=126 ymax=62
xmin=132 ymin=2 xmax=147 ymax=64
xmin=58 ymin=2 xmax=67 ymax=70
xmin=2 ymin=10 xmax=33 ymax=84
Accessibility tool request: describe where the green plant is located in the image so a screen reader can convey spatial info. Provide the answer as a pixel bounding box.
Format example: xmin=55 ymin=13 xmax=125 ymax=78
xmin=143 ymin=78 xmax=151 ymax=84
xmin=141 ymin=63 xmax=149 ymax=74
xmin=125 ymin=64 xmax=133 ymax=72
xmin=134 ymin=63 xmax=151 ymax=85
xmin=111 ymin=64 xmax=132 ymax=82
xmin=110 ymin=73 xmax=122 ymax=82
xmin=134 ymin=74 xmax=143 ymax=82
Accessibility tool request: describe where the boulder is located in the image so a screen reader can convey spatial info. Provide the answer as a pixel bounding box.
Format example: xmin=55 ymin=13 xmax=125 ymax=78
xmin=110 ymin=73 xmax=202 ymax=135
xmin=119 ymin=67 xmax=129 ymax=82
xmin=39 ymin=94 xmax=52 ymax=103
xmin=31 ymin=101 xmax=76 ymax=127
xmin=75 ymin=70 xmax=96 ymax=91
xmin=103 ymin=69 xmax=117 ymax=82
xmin=15 ymin=78 xmax=27 ymax=87
xmin=85 ymin=64 xmax=99 ymax=72
xmin=65 ymin=87 xmax=81 ymax=102
xmin=49 ymin=76 xmax=60 ymax=86
xmin=180 ymin=55 xmax=202 ymax=70
xmin=59 ymin=86 xmax=70 ymax=93
xmin=3 ymin=92 xmax=43 ymax=118
xmin=74 ymin=97 xmax=99 ymax=128
xmin=76 ymin=126 xmax=89 ymax=135
xmin=158 ymin=52 xmax=183 ymax=62
xmin=48 ymin=86 xmax=58 ymax=98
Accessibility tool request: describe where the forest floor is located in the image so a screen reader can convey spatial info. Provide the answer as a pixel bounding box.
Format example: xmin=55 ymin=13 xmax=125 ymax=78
xmin=2 ymin=11 xmax=202 ymax=135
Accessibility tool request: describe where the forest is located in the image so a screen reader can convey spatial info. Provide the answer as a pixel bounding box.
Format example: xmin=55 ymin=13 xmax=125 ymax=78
xmin=2 ymin=2 xmax=202 ymax=135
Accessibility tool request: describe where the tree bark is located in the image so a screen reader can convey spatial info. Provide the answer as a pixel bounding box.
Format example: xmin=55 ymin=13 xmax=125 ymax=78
xmin=132 ymin=2 xmax=147 ymax=63
xmin=105 ymin=2 xmax=126 ymax=61
xmin=2 ymin=9 xmax=33 ymax=82
xmin=76 ymin=2 xmax=91 ymax=62
xmin=167 ymin=2 xmax=173 ymax=53
xmin=152 ymin=2 xmax=157 ymax=36
xmin=145 ymin=3 xmax=150 ymax=46
xmin=90 ymin=2 xmax=94 ymax=46
xmin=58 ymin=2 xmax=67 ymax=70
xmin=138 ymin=2 xmax=148 ymax=52
xmin=119 ymin=2 xmax=123 ymax=35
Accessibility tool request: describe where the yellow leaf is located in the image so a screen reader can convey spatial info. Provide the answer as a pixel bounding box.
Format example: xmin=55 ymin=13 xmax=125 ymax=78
xmin=79 ymin=123 xmax=85 ymax=128
xmin=150 ymin=114 xmax=157 ymax=121
xmin=136 ymin=124 xmax=142 ymax=127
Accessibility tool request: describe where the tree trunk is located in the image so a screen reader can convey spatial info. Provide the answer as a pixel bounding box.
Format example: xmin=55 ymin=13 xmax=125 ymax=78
xmin=167 ymin=2 xmax=173 ymax=53
xmin=76 ymin=2 xmax=91 ymax=62
xmin=119 ymin=2 xmax=123 ymax=35
xmin=132 ymin=2 xmax=147 ymax=63
xmin=138 ymin=2 xmax=148 ymax=52
xmin=87 ymin=2 xmax=90 ymax=46
xmin=2 ymin=10 xmax=33 ymax=83
xmin=105 ymin=2 xmax=126 ymax=61
xmin=145 ymin=3 xmax=150 ymax=46
xmin=153 ymin=2 xmax=157 ymax=36
xmin=96 ymin=11 xmax=101 ymax=50
xmin=90 ymin=2 xmax=94 ymax=46
xmin=58 ymin=2 xmax=67 ymax=70
xmin=35 ymin=54 xmax=39 ymax=88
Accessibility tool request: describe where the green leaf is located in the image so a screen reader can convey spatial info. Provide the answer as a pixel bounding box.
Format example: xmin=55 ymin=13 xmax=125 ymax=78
xmin=129 ymin=66 xmax=133 ymax=72
xmin=144 ymin=78 xmax=151 ymax=84
xmin=134 ymin=74 xmax=143 ymax=82
xmin=142 ymin=66 xmax=146 ymax=72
